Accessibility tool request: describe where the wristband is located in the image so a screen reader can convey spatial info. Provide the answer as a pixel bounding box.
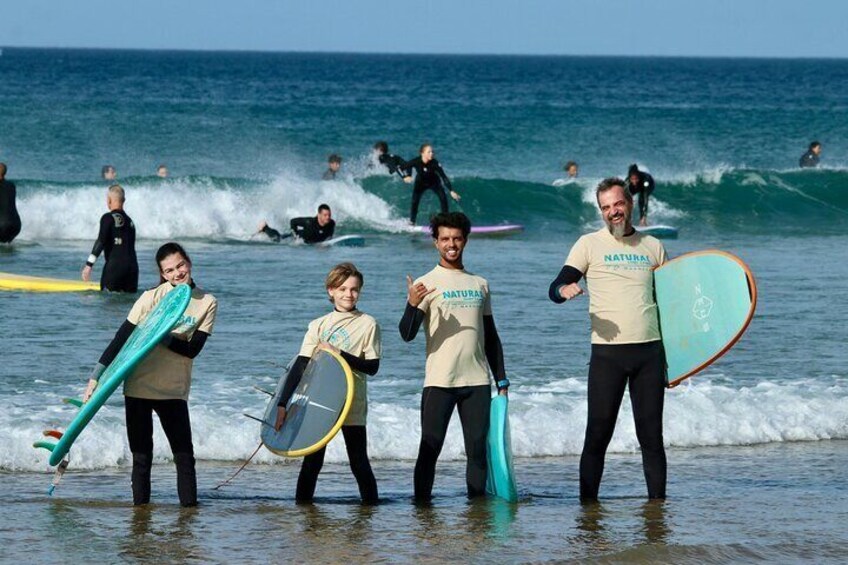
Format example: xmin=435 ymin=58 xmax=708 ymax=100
xmin=86 ymin=254 xmax=97 ymax=267
xmin=496 ymin=378 xmax=510 ymax=390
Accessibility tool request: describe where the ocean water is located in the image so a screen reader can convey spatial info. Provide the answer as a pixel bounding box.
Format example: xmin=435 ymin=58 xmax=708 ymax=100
xmin=1 ymin=48 xmax=848 ymax=562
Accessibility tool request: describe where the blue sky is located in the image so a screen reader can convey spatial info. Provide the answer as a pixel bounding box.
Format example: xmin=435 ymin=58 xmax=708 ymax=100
xmin=2 ymin=0 xmax=846 ymax=58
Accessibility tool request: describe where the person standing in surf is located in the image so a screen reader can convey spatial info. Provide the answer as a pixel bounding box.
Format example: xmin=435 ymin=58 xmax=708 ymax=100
xmin=398 ymin=212 xmax=509 ymax=503
xmin=0 ymin=163 xmax=22 ymax=244
xmin=548 ymin=178 xmax=668 ymax=502
xmin=401 ymin=144 xmax=461 ymax=225
xmin=274 ymin=262 xmax=381 ymax=504
xmin=81 ymin=184 xmax=139 ymax=292
xmin=82 ymin=242 xmax=217 ymax=507
xmin=626 ymin=164 xmax=655 ymax=227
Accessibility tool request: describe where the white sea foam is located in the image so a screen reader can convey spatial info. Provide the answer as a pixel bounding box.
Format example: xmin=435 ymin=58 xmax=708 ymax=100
xmin=7 ymin=377 xmax=846 ymax=472
xmin=16 ymin=172 xmax=403 ymax=241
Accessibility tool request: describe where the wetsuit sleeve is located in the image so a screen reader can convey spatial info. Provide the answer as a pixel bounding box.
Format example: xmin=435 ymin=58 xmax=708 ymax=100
xmin=400 ymin=158 xmax=417 ymax=177
xmin=434 ymin=161 xmax=454 ymax=191
xmin=483 ymin=315 xmax=507 ymax=384
xmin=398 ymin=302 xmax=426 ymax=342
xmin=339 ymin=351 xmax=380 ymax=376
xmin=87 ymin=213 xmax=113 ymax=265
xmin=163 ymin=331 xmax=209 ymax=359
xmin=277 ymin=355 xmax=311 ymax=407
xmin=548 ymin=265 xmax=584 ymax=303
xmin=98 ymin=319 xmax=137 ymax=366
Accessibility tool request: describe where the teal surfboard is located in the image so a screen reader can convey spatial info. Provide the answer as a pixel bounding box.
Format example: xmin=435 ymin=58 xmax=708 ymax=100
xmin=654 ymin=251 xmax=757 ymax=387
xmin=260 ymin=349 xmax=354 ymax=457
xmin=486 ymin=395 xmax=518 ymax=502
xmin=35 ymin=284 xmax=192 ymax=466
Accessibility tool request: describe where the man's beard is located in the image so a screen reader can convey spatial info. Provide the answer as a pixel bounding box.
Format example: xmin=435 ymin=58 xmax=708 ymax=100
xmin=604 ymin=211 xmax=631 ymax=238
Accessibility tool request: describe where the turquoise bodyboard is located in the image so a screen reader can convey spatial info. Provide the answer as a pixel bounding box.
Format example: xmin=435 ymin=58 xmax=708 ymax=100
xmin=42 ymin=284 xmax=192 ymax=466
xmin=486 ymin=395 xmax=518 ymax=502
xmin=654 ymin=251 xmax=756 ymax=387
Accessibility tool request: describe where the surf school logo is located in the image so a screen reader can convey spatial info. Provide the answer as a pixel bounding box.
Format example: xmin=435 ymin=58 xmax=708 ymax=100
xmin=172 ymin=314 xmax=198 ymax=334
xmin=604 ymin=253 xmax=653 ymax=271
xmin=321 ymin=328 xmax=351 ymax=350
xmin=441 ymin=288 xmax=484 ymax=309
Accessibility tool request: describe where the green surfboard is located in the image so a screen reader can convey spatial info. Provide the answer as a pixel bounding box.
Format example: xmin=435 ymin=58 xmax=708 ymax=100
xmin=654 ymin=251 xmax=757 ymax=387
xmin=35 ymin=284 xmax=192 ymax=466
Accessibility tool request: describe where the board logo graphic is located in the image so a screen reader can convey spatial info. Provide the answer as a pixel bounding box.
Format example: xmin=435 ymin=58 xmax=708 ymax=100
xmin=692 ymin=284 xmax=714 ymax=331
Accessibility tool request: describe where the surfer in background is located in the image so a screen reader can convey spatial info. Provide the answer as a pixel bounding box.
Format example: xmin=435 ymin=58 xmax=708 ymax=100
xmin=372 ymin=141 xmax=407 ymax=178
xmin=401 ymin=144 xmax=461 ymax=225
xmin=626 ymin=164 xmax=655 ymax=227
xmin=398 ymin=212 xmax=509 ymax=503
xmin=157 ymin=164 xmax=169 ymax=178
xmin=82 ymin=242 xmax=218 ymax=507
xmin=274 ymin=262 xmax=381 ymax=504
xmin=565 ymin=161 xmax=579 ymax=178
xmin=257 ymin=204 xmax=336 ymax=244
xmin=81 ymin=184 xmax=139 ymax=292
xmin=548 ymin=178 xmax=668 ymax=502
xmin=322 ymin=154 xmax=343 ymax=180
xmin=0 ymin=163 xmax=22 ymax=244
xmin=101 ymin=165 xmax=117 ymax=181
xmin=799 ymin=141 xmax=821 ymax=168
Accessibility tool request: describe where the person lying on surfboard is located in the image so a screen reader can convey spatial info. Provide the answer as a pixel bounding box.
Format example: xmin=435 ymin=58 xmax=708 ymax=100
xmin=82 ymin=242 xmax=217 ymax=507
xmin=257 ymin=204 xmax=336 ymax=244
xmin=274 ymin=262 xmax=381 ymax=504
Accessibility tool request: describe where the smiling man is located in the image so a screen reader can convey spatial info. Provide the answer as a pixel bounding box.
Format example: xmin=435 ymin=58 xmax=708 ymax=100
xmin=399 ymin=211 xmax=509 ymax=503
xmin=548 ymin=177 xmax=668 ymax=502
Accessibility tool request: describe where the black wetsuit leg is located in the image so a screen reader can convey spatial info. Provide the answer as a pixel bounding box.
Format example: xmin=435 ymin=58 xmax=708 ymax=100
xmin=101 ymin=261 xmax=138 ymax=292
xmin=0 ymin=181 xmax=21 ymax=243
xmin=410 ymin=185 xmax=427 ymax=225
xmin=579 ymin=342 xmax=666 ymax=501
xmin=126 ymin=397 xmax=196 ymax=505
xmin=296 ymin=426 xmax=379 ymax=504
xmin=637 ymin=187 xmax=653 ymax=222
xmin=261 ymin=225 xmax=290 ymax=242
xmin=410 ymin=184 xmax=449 ymax=225
xmin=414 ymin=385 xmax=490 ymax=501
xmin=0 ymin=221 xmax=21 ymax=243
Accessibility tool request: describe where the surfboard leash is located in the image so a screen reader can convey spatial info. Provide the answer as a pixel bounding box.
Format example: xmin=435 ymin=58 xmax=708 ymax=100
xmin=48 ymin=457 xmax=70 ymax=496
xmin=212 ymin=442 xmax=263 ymax=491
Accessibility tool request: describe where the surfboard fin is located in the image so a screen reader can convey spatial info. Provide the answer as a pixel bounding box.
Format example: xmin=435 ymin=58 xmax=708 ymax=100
xmin=243 ymin=412 xmax=275 ymax=430
xmin=33 ymin=441 xmax=57 ymax=452
xmin=43 ymin=430 xmax=64 ymax=440
xmin=62 ymin=397 xmax=84 ymax=408
xmin=252 ymin=385 xmax=274 ymax=397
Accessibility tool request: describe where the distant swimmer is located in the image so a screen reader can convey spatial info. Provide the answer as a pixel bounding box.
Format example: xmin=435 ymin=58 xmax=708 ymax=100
xmin=799 ymin=141 xmax=821 ymax=168
xmin=626 ymin=164 xmax=655 ymax=227
xmin=401 ymin=144 xmax=461 ymax=225
xmin=373 ymin=141 xmax=407 ymax=178
xmin=257 ymin=203 xmax=336 ymax=244
xmin=102 ymin=165 xmax=117 ymax=181
xmin=81 ymin=184 xmax=139 ymax=292
xmin=322 ymin=154 xmax=343 ymax=180
xmin=157 ymin=164 xmax=169 ymax=178
xmin=548 ymin=178 xmax=668 ymax=502
xmin=0 ymin=163 xmax=22 ymax=244
xmin=274 ymin=262 xmax=381 ymax=504
xmin=565 ymin=160 xmax=579 ymax=178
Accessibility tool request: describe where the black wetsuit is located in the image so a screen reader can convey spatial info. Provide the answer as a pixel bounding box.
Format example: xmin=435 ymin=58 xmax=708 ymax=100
xmin=87 ymin=209 xmax=138 ymax=292
xmin=379 ymin=153 xmax=407 ymax=177
xmin=398 ymin=305 xmax=508 ymax=500
xmin=799 ymin=150 xmax=820 ymax=168
xmin=401 ymin=157 xmax=454 ymax=225
xmin=627 ymin=172 xmax=655 ymax=222
xmin=0 ymin=180 xmax=22 ymax=244
xmin=261 ymin=216 xmax=336 ymax=244
xmin=278 ymin=351 xmax=380 ymax=503
xmin=548 ymin=264 xmax=666 ymax=501
xmin=322 ymin=169 xmax=337 ymax=180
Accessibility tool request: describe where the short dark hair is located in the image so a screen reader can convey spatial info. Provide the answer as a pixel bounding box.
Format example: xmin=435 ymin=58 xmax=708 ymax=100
xmin=627 ymin=163 xmax=640 ymax=177
xmin=318 ymin=203 xmax=331 ymax=213
xmin=156 ymin=242 xmax=192 ymax=284
xmin=0 ymin=163 xmax=7 ymax=176
xmin=564 ymin=160 xmax=577 ymax=170
xmin=595 ymin=177 xmax=631 ymax=205
xmin=374 ymin=141 xmax=388 ymax=153
xmin=328 ymin=154 xmax=342 ymax=164
xmin=430 ymin=211 xmax=471 ymax=239
xmin=810 ymin=141 xmax=821 ymax=150
xmin=101 ymin=165 xmax=115 ymax=177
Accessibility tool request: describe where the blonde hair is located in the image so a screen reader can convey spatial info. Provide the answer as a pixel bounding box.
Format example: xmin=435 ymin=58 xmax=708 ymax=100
xmin=107 ymin=184 xmax=126 ymax=203
xmin=325 ymin=262 xmax=363 ymax=295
